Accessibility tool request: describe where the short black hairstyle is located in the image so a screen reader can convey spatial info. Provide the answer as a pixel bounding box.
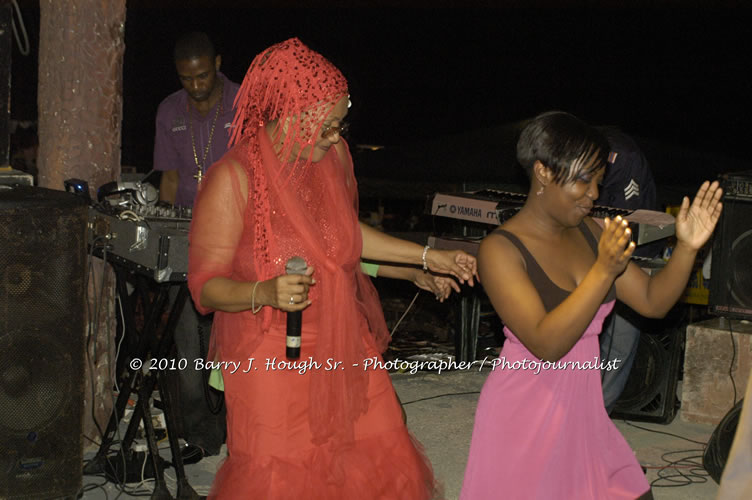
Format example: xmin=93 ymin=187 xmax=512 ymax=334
xmin=174 ymin=31 xmax=216 ymax=62
xmin=517 ymin=111 xmax=609 ymax=185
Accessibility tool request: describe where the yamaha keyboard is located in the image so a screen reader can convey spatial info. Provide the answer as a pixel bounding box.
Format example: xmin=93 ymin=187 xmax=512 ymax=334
xmin=429 ymin=189 xmax=675 ymax=246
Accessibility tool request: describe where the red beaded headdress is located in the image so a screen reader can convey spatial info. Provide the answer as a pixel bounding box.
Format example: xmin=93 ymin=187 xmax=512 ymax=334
xmin=229 ymin=37 xmax=349 ymax=168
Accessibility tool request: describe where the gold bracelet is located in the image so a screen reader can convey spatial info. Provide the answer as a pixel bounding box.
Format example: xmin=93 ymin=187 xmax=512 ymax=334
xmin=251 ymin=281 xmax=262 ymax=314
xmin=421 ymin=245 xmax=430 ymax=272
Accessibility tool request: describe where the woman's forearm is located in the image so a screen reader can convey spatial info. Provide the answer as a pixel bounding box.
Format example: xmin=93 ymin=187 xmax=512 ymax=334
xmin=200 ymin=276 xmax=261 ymax=313
xmin=374 ymin=264 xmax=419 ymax=280
xmin=359 ymin=222 xmax=426 ymax=265
xmin=644 ymin=241 xmax=698 ymax=316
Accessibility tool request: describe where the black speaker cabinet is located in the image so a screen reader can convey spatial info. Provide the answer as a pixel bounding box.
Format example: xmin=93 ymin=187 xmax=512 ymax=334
xmin=703 ymin=398 xmax=744 ymax=484
xmin=709 ymin=171 xmax=752 ymax=320
xmin=611 ymin=306 xmax=686 ymax=424
xmin=0 ymin=186 xmax=88 ymax=499
xmin=0 ymin=2 xmax=11 ymax=168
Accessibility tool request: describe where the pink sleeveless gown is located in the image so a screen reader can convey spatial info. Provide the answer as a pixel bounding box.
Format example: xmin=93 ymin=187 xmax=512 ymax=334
xmin=461 ymin=227 xmax=650 ymax=499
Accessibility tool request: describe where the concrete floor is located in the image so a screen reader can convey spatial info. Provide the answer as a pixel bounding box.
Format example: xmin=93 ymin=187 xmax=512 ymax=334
xmin=79 ymin=369 xmax=721 ymax=500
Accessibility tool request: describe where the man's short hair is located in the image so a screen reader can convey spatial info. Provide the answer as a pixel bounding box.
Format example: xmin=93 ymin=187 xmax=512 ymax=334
xmin=174 ymin=31 xmax=216 ymax=62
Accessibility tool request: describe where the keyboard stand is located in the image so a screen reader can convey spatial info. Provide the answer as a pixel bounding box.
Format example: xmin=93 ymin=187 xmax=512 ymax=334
xmin=456 ymin=286 xmax=482 ymax=363
xmin=427 ymin=235 xmax=485 ymax=362
xmin=83 ymin=261 xmax=200 ymax=500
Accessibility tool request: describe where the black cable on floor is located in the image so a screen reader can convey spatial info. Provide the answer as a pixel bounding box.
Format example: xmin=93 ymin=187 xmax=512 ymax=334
xmin=727 ymin=321 xmax=738 ymax=407
xmin=78 ymin=474 xmax=110 ymax=500
xmin=402 ymin=391 xmax=481 ymax=406
xmin=620 ymin=420 xmax=711 ymax=488
xmin=622 ymin=420 xmax=708 ymax=446
xmin=650 ymin=450 xmax=709 ymax=488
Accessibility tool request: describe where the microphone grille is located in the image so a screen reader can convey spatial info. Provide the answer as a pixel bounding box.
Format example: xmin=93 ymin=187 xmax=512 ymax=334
xmin=285 ymin=256 xmax=307 ymax=275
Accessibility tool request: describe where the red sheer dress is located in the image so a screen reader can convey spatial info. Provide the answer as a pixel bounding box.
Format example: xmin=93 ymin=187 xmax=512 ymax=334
xmin=188 ymin=129 xmax=439 ymax=499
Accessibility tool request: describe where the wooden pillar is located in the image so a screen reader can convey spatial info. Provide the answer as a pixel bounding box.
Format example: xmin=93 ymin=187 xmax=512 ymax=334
xmin=37 ymin=0 xmax=126 ymax=448
xmin=37 ymin=0 xmax=125 ymax=193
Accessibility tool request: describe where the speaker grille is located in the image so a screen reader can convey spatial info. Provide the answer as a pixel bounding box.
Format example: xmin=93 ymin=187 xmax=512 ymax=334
xmin=613 ymin=332 xmax=672 ymax=413
xmin=729 ymin=229 xmax=752 ymax=307
xmin=0 ymin=332 xmax=71 ymax=431
xmin=0 ymin=186 xmax=88 ymax=499
xmin=611 ymin=306 xmax=686 ymax=424
xmin=709 ymin=171 xmax=752 ymax=319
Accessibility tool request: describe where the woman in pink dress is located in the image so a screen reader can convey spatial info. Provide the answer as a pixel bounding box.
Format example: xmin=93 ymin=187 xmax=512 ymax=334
xmin=461 ymin=111 xmax=723 ymax=500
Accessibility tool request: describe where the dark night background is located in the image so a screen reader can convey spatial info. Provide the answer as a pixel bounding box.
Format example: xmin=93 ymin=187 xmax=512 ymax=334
xmin=9 ymin=4 xmax=752 ymax=201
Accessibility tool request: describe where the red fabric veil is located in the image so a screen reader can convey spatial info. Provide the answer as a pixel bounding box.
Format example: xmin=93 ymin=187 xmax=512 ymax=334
xmin=188 ymin=38 xmax=391 ymax=445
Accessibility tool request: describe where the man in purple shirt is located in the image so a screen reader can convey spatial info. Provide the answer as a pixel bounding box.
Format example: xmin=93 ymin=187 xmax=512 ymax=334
xmin=155 ymin=31 xmax=240 ymax=207
xmin=153 ymin=32 xmax=239 ymax=465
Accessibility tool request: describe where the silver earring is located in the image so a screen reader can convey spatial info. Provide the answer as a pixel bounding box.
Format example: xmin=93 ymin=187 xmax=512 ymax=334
xmin=536 ymin=186 xmax=544 ymax=196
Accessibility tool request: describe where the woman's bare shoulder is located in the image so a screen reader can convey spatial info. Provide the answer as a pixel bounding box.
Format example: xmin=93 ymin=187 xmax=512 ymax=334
xmin=205 ymin=154 xmax=250 ymax=201
xmin=479 ymin=224 xmax=525 ymax=270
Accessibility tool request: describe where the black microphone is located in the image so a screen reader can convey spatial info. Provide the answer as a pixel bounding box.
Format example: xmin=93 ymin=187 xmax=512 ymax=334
xmin=285 ymin=256 xmax=307 ymax=360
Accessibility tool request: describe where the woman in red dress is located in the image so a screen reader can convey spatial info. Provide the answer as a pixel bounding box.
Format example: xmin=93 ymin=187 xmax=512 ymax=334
xmin=188 ymin=38 xmax=475 ymax=499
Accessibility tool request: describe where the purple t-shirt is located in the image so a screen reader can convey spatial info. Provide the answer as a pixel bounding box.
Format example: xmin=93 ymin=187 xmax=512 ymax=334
xmin=153 ymin=72 xmax=240 ymax=207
